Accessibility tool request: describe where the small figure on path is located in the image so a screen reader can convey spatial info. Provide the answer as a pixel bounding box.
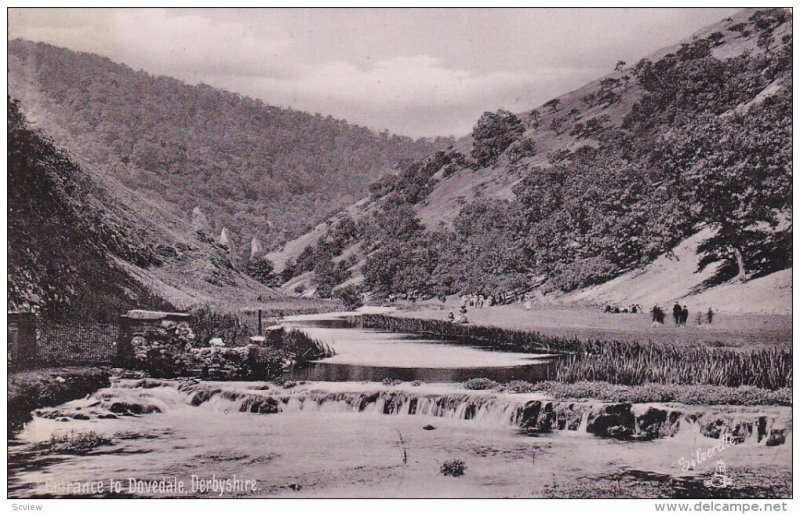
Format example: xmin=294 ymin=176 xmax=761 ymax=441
xmin=447 ymin=310 xmax=455 ymax=322
xmin=673 ymin=303 xmax=682 ymax=326
xmin=651 ymin=305 xmax=664 ymax=325
xmin=681 ymin=306 xmax=689 ymax=326
xmin=706 ymin=307 xmax=714 ymax=325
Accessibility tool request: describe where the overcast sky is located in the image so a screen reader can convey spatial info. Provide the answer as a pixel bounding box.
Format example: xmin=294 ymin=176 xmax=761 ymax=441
xmin=9 ymin=8 xmax=740 ymax=138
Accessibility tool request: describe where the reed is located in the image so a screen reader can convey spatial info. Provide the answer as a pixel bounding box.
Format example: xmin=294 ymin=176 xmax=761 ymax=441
xmin=354 ymin=314 xmax=791 ymax=390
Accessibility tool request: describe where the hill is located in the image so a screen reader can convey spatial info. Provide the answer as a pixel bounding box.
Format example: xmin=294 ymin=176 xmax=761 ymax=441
xmin=7 ymin=39 xmax=450 ymax=262
xmin=8 ymin=96 xmax=284 ymax=321
xmin=268 ymin=8 xmax=792 ymax=312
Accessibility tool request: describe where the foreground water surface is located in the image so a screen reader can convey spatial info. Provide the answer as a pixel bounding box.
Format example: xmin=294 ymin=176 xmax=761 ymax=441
xmin=7 ymin=311 xmax=792 ymax=498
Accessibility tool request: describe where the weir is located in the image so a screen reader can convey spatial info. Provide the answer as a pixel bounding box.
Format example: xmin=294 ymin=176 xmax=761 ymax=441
xmin=32 ymin=379 xmax=792 ymax=446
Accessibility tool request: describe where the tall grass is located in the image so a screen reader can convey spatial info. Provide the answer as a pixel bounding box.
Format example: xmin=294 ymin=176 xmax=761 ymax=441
xmin=354 ymin=314 xmax=791 ymax=390
xmin=353 ymin=314 xmax=584 ymax=352
xmin=192 ymin=303 xmax=339 ymax=346
xmin=277 ymin=329 xmax=335 ymax=365
xmin=556 ymin=342 xmax=791 ymax=389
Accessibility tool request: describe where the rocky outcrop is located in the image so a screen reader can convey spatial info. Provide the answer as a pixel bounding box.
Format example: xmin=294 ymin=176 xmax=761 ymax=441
xmin=586 ymin=403 xmax=636 ymax=439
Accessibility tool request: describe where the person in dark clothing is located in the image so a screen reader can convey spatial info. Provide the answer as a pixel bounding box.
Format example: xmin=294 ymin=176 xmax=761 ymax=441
xmin=707 ymin=308 xmax=714 ymax=325
xmin=651 ymin=305 xmax=664 ymax=325
xmin=681 ymin=306 xmax=689 ymax=326
xmin=673 ymin=303 xmax=682 ymax=326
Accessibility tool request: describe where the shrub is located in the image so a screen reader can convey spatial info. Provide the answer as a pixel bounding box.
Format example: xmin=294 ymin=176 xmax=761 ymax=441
xmin=441 ymin=459 xmax=467 ymax=477
xmin=335 ymin=285 xmax=364 ymax=311
xmin=463 ymin=378 xmax=498 ymax=390
xmin=37 ymin=430 xmax=113 ymax=454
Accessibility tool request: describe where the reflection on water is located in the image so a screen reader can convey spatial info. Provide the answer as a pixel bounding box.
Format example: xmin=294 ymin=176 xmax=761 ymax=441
xmin=289 ymin=361 xmax=557 ymax=382
xmin=283 ymin=317 xmax=558 ymax=383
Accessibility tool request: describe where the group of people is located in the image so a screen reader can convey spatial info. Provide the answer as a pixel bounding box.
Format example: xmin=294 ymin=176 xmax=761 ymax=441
xmin=671 ymin=303 xmax=690 ymax=326
xmin=649 ymin=303 xmax=714 ymax=327
xmin=603 ymin=304 xmax=642 ymax=314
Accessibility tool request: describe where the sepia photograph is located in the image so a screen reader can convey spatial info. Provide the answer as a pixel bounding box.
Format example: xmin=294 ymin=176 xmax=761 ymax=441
xmin=5 ymin=4 xmax=794 ymax=506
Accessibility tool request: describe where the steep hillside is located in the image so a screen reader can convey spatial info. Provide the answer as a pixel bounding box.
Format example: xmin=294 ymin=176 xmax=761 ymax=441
xmin=558 ymin=228 xmax=791 ymax=314
xmin=271 ymin=8 xmax=792 ymax=310
xmin=8 ymin=97 xmax=281 ymax=321
xmin=7 ymin=39 xmax=450 ymax=260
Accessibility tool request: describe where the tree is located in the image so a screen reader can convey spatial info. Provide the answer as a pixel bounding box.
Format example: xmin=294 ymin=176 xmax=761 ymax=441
xmin=335 ymin=285 xmax=364 ymax=310
xmin=244 ymin=257 xmax=279 ymax=286
xmin=707 ymin=32 xmax=725 ymax=47
xmin=528 ymin=109 xmax=542 ymax=128
xmin=661 ymin=90 xmax=791 ymax=281
xmin=549 ymin=117 xmax=565 ymax=135
xmin=614 ymin=60 xmax=627 ymax=72
xmin=470 ymin=110 xmax=525 ymax=167
xmin=544 ymin=98 xmax=561 ymax=112
xmin=757 ymin=31 xmax=775 ymax=53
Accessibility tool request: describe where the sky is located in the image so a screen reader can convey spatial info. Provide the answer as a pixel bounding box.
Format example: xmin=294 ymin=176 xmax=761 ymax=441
xmin=8 ymin=8 xmax=741 ymax=138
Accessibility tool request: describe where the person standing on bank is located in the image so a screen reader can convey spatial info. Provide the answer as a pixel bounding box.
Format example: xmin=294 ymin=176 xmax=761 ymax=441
xmin=681 ymin=305 xmax=689 ymax=326
xmin=673 ymin=303 xmax=682 ymax=326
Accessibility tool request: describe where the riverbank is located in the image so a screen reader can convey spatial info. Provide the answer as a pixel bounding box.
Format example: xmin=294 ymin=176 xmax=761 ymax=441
xmin=390 ymin=303 xmax=791 ymax=349
xmin=8 ymin=367 xmax=112 ymax=431
xmin=353 ymin=314 xmax=790 ymax=390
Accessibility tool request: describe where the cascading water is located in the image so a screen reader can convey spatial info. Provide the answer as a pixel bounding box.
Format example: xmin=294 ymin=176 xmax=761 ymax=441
xmin=27 ymin=379 xmax=792 ymax=445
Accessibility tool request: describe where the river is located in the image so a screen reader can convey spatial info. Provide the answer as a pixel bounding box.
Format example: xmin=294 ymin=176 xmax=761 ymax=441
xmin=7 ymin=310 xmax=792 ymax=498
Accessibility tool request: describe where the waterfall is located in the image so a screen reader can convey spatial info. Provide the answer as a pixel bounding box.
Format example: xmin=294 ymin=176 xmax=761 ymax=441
xmin=29 ymin=378 xmax=791 ymax=446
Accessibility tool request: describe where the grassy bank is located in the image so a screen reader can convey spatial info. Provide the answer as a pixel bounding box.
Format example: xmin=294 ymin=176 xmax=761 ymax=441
xmin=356 ymin=314 xmax=791 ymax=390
xmin=8 ymin=367 xmax=111 ymax=431
xmin=494 ymin=380 xmax=791 ymax=406
xmin=391 ymin=305 xmax=792 ymax=349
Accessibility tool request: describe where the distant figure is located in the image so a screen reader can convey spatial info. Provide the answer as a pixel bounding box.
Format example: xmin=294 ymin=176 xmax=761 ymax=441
xmin=673 ymin=303 xmax=682 ymax=326
xmin=488 ymin=295 xmax=495 ymax=307
xmin=613 ymin=306 xmax=620 ymax=314
xmin=478 ymin=295 xmax=485 ymax=309
xmin=604 ymin=305 xmax=613 ymax=313
xmin=447 ymin=310 xmax=455 ymax=322
xmin=707 ymin=307 xmax=714 ymax=325
xmin=681 ymin=306 xmax=689 ymax=326
xmin=457 ymin=313 xmax=469 ymax=324
xmin=651 ymin=305 xmax=664 ymax=325
xmin=459 ymin=305 xmax=467 ymax=315
xmin=524 ymin=298 xmax=532 ymax=311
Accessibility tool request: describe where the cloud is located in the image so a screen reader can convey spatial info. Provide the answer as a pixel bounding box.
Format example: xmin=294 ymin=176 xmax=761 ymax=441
xmin=203 ymin=55 xmax=602 ymax=136
xmin=8 ymin=7 xmax=740 ymax=137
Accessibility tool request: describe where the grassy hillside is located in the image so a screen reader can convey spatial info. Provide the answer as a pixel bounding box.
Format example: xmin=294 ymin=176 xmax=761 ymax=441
xmin=7 ymin=39 xmax=450 ymax=260
xmin=8 ymin=96 xmax=288 ymax=321
xmin=271 ymin=8 xmax=792 ymax=308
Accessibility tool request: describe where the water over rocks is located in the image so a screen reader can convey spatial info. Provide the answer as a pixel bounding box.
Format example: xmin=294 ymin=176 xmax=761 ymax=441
xmin=28 ymin=379 xmax=792 ymax=448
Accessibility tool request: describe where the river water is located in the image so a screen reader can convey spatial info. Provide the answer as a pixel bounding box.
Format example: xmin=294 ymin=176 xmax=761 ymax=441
xmin=7 ymin=310 xmax=792 ymax=498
